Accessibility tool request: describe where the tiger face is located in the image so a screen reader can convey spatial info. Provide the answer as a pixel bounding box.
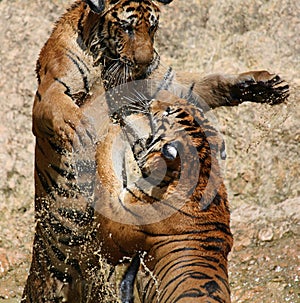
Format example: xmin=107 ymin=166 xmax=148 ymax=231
xmin=82 ymin=0 xmax=173 ymax=89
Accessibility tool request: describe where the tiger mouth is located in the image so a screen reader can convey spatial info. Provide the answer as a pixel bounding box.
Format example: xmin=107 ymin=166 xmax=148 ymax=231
xmin=101 ymin=51 xmax=160 ymax=89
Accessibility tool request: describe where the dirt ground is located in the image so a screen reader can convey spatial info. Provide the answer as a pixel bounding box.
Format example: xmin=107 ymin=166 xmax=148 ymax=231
xmin=0 ymin=0 xmax=299 ymax=302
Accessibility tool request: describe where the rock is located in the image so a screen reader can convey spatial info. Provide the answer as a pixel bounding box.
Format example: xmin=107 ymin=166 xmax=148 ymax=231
xmin=258 ymin=227 xmax=274 ymax=242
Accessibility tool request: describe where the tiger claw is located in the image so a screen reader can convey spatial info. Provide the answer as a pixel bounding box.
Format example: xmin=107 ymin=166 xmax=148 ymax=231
xmin=231 ymin=72 xmax=289 ymax=106
xmin=263 ymin=75 xmax=290 ymax=104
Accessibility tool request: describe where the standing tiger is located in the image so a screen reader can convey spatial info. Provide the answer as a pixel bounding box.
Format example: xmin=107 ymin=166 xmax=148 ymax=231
xmin=23 ymin=0 xmax=289 ymax=302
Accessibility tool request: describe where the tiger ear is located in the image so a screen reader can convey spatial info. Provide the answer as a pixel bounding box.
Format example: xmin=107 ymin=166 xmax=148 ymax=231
xmin=155 ymin=0 xmax=173 ymax=4
xmin=84 ymin=0 xmax=105 ymax=14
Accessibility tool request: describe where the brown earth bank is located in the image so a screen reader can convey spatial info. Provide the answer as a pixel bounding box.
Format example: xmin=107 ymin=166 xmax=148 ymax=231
xmin=0 ymin=0 xmax=299 ymax=302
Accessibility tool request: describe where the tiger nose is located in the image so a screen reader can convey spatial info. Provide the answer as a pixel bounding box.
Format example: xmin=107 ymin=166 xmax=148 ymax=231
xmin=134 ymin=44 xmax=154 ymax=66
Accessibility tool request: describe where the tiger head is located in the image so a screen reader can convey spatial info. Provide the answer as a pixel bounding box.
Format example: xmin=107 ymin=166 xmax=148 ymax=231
xmin=81 ymin=0 xmax=173 ymax=89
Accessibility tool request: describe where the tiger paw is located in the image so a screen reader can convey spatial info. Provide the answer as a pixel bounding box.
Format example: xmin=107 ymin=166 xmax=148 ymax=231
xmin=70 ymin=112 xmax=97 ymax=156
xmin=231 ymin=70 xmax=289 ymax=105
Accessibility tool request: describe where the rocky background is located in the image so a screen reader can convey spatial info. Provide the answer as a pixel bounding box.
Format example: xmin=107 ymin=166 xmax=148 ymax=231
xmin=0 ymin=0 xmax=299 ymax=302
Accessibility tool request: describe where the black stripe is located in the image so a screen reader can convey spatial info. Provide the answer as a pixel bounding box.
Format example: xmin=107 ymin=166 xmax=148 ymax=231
xmin=51 ymin=245 xmax=66 ymax=262
xmin=122 ymin=157 xmax=128 ymax=188
xmin=174 ymin=288 xmax=225 ymax=303
xmin=173 ymin=288 xmax=205 ymax=302
xmin=219 ymin=263 xmax=228 ymax=278
xmin=111 ymin=12 xmax=119 ymax=19
xmin=201 ymin=255 xmax=221 ymax=264
xmin=117 ymin=196 xmax=143 ymax=218
xmin=131 ymin=183 xmax=160 ymax=202
xmin=34 ymin=230 xmax=77 ymax=286
xmin=44 ymin=169 xmax=78 ymax=198
xmin=36 ymin=232 xmax=74 ymax=283
xmin=66 ymin=258 xmax=82 ymax=276
xmin=175 ymin=111 xmax=189 ymax=119
xmin=125 ymin=187 xmax=144 ymax=203
xmin=215 ymin=274 xmax=231 ymax=295
xmin=48 ymin=139 xmax=67 ymax=155
xmin=128 ymin=14 xmax=138 ymax=20
xmin=126 ymin=6 xmax=135 ymax=12
xmin=42 ymin=213 xmax=94 ymax=250
xmin=179 ymin=118 xmax=198 ymax=127
xmin=203 ymin=130 xmax=218 ymax=137
xmin=58 ymin=233 xmax=89 ymax=247
xmin=190 ymin=131 xmax=205 ymax=139
xmin=204 ymin=124 xmax=219 ymax=132
xmin=152 ymin=237 xmax=224 ymax=253
xmin=36 ymin=91 xmax=42 ymax=102
xmin=155 ymin=250 xmax=219 ymax=274
xmin=160 ymin=270 xmax=212 ymax=302
xmin=201 ymin=244 xmax=223 ymax=253
xmin=68 ymin=50 xmax=91 ymax=73
xmin=122 ymin=0 xmax=132 ymax=7
xmin=178 ymin=260 xmax=218 ymax=272
xmin=202 ymin=236 xmax=225 ymax=244
xmin=213 ymin=222 xmax=232 ymax=237
xmin=157 ymin=258 xmax=218 ymax=290
xmin=107 ymin=20 xmax=114 ymax=34
xmin=36 ymin=60 xmax=42 ymax=84
xmin=184 ymin=126 xmax=197 ymax=132
xmin=196 ymin=140 xmax=207 ymax=153
xmin=50 ymin=163 xmax=76 ymax=180
xmin=35 ymin=163 xmax=55 ymax=200
xmin=140 ymin=223 xmax=230 ymax=238
xmin=58 ymin=206 xmax=94 ymax=226
xmin=204 ymin=280 xmax=221 ymax=295
xmin=50 ymin=267 xmax=73 ymax=284
xmin=66 ymin=52 xmax=89 ymax=93
xmin=147 ymin=134 xmax=163 ymax=149
xmin=55 ymin=77 xmax=72 ymax=98
xmin=47 ymin=213 xmax=73 ymax=235
xmin=169 ymin=108 xmax=182 ymax=115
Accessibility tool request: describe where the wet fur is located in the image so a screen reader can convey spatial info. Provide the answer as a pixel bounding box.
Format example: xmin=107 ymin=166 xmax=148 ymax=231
xmin=97 ymin=88 xmax=232 ymax=302
xmin=23 ymin=0 xmax=289 ymax=302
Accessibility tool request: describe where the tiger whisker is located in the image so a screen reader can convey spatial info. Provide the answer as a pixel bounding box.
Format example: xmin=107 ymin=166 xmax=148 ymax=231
xmin=123 ymin=106 xmax=148 ymax=114
xmin=105 ymin=61 xmax=120 ymax=75
xmin=102 ymin=54 xmax=120 ymax=61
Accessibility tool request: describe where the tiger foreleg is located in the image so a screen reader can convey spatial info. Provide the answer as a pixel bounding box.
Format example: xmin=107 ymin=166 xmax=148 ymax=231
xmin=173 ymin=70 xmax=289 ymax=109
xmin=33 ymin=83 xmax=97 ymax=151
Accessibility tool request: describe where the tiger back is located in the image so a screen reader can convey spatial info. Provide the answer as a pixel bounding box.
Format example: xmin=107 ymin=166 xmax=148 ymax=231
xmin=138 ymin=93 xmax=232 ymax=303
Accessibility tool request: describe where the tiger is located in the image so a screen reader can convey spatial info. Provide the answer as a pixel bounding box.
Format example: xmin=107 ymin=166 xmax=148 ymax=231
xmin=94 ymin=84 xmax=233 ymax=303
xmin=23 ymin=0 xmax=289 ymax=301
xmin=96 ymin=71 xmax=289 ymax=302
xmin=32 ymin=0 xmax=289 ymax=152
